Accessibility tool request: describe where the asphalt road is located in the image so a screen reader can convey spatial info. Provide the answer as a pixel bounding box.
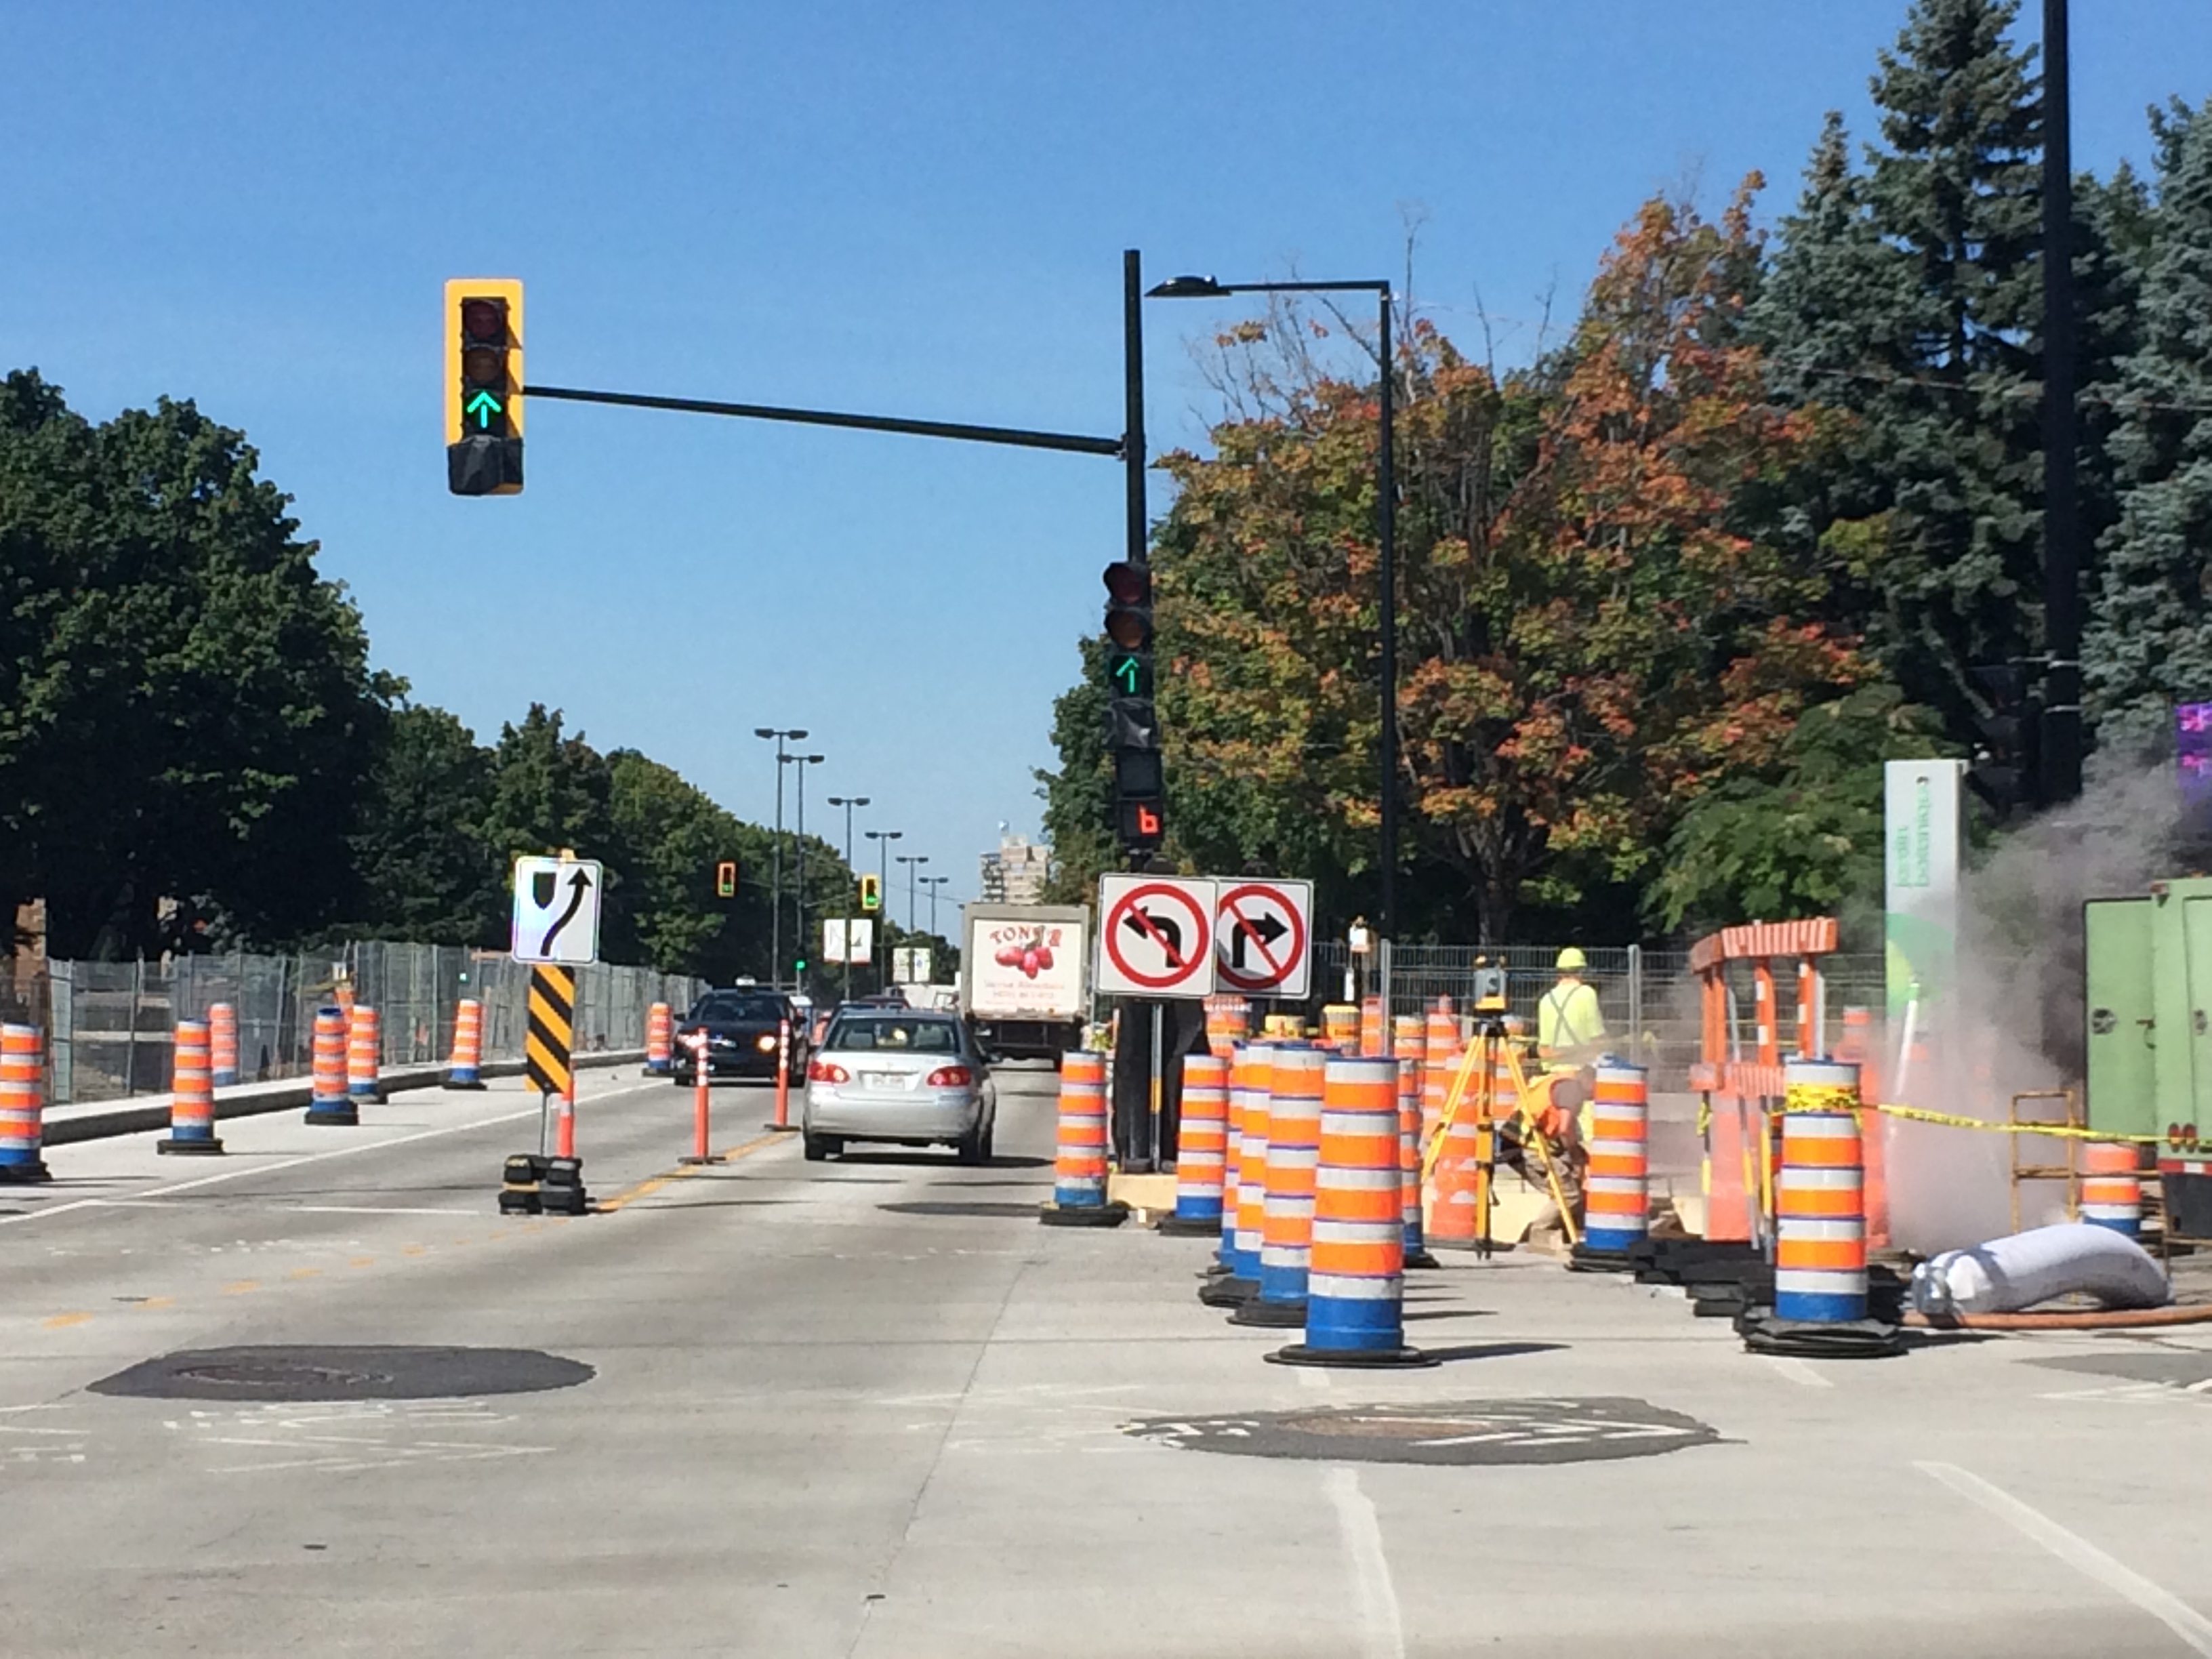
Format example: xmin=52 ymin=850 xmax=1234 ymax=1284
xmin=3 ymin=1064 xmax=2211 ymax=1657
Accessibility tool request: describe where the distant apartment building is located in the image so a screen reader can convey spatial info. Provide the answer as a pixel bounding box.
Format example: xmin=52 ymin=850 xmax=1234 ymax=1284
xmin=979 ymin=831 xmax=1050 ymax=906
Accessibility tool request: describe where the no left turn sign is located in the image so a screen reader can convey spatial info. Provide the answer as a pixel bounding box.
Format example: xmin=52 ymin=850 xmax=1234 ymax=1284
xmin=1097 ymin=874 xmax=1216 ymax=998
xmin=1214 ymin=879 xmax=1313 ymax=998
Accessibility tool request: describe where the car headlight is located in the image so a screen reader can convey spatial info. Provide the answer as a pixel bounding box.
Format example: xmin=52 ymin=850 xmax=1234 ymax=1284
xmin=756 ymin=1033 xmax=778 ymax=1052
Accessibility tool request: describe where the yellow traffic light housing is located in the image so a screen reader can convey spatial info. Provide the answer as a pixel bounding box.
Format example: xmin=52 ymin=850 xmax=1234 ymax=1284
xmin=714 ymin=859 xmax=739 ymax=901
xmin=445 ymin=277 xmax=525 ymax=495
xmin=859 ymin=873 xmax=882 ymax=913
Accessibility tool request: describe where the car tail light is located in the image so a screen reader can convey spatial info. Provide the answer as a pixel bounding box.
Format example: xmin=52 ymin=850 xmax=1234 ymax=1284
xmin=808 ymin=1060 xmax=849 ymax=1084
xmin=925 ymin=1065 xmax=973 ymax=1088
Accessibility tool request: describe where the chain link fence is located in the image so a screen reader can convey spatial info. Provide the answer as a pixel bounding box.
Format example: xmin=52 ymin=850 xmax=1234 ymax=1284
xmin=1307 ymin=942 xmax=1889 ymax=1092
xmin=0 ymin=943 xmax=702 ymax=1107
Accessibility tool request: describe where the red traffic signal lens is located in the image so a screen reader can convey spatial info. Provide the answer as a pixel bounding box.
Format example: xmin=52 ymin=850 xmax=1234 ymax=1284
xmin=1103 ymin=561 xmax=1149 ymax=605
xmin=460 ymin=298 xmax=507 ymax=344
xmin=1106 ymin=611 xmax=1150 ymax=650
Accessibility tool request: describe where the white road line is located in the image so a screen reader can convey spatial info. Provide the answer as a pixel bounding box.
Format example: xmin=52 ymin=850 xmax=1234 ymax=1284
xmin=1917 ymin=1461 xmax=2212 ymax=1656
xmin=1325 ymin=1465 xmax=1406 ymax=1659
xmin=285 ymin=1205 xmax=481 ymax=1217
xmin=1296 ymin=1364 xmax=1332 ymax=1391
xmin=1766 ymin=1355 xmax=1833 ymax=1388
xmin=0 ymin=1105 xmax=545 ymax=1227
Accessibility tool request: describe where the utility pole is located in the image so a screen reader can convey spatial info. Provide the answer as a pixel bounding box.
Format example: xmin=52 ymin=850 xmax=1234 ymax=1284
xmin=867 ymin=828 xmax=902 ymax=991
xmin=754 ymin=728 xmax=806 ymax=985
xmin=2041 ymin=0 xmax=2083 ymax=805
xmin=828 ymin=795 xmax=869 ymax=1003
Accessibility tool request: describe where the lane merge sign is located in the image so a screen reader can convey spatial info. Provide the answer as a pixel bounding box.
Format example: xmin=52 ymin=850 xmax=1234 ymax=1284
xmin=511 ymin=855 xmax=604 ymax=965
xmin=1097 ymin=874 xmax=1216 ymax=998
xmin=1214 ymin=878 xmax=1313 ymax=998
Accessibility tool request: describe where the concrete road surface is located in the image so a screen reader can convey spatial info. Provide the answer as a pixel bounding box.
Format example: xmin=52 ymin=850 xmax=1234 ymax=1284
xmin=3 ymin=1062 xmax=2210 ymax=1657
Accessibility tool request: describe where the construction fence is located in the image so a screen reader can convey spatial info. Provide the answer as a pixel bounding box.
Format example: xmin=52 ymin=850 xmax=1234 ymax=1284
xmin=0 ymin=943 xmax=703 ymax=1107
xmin=1308 ymin=943 xmax=1889 ymax=1093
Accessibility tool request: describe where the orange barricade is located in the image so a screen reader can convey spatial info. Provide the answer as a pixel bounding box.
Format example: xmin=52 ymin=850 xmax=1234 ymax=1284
xmin=1041 ymin=1051 xmax=1123 ymax=1225
xmin=2081 ymin=1142 xmax=2142 ymax=1237
xmin=1164 ymin=1053 xmax=1229 ymax=1233
xmin=159 ymin=1019 xmax=224 ymax=1154
xmin=347 ymin=1005 xmax=382 ymax=1101
xmin=1358 ymin=996 xmax=1385 ymax=1057
xmin=0 ymin=1023 xmax=51 ymax=1179
xmin=446 ymin=998 xmax=485 ymax=1088
xmin=208 ymin=1002 xmax=239 ymax=1087
xmin=304 ymin=1005 xmax=356 ymax=1126
xmin=1204 ymin=995 xmax=1250 ymax=1060
xmin=645 ymin=1002 xmax=674 ymax=1074
xmin=1236 ymin=1045 xmax=1324 ymax=1324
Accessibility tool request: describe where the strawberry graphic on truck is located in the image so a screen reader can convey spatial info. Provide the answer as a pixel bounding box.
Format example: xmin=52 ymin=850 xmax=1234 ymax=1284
xmin=960 ymin=903 xmax=1091 ymax=1067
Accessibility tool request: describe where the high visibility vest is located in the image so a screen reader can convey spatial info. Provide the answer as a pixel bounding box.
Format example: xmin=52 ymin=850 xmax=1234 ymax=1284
xmin=1537 ymin=979 xmax=1605 ymax=1063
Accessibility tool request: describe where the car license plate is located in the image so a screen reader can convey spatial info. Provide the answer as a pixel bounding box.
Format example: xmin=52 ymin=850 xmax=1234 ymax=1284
xmin=862 ymin=1071 xmax=905 ymax=1091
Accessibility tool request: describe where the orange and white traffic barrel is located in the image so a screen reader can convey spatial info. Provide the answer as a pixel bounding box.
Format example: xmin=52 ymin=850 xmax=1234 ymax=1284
xmin=1426 ymin=1038 xmax=1483 ymax=1248
xmin=1163 ymin=1052 xmax=1229 ymax=1235
xmin=1421 ymin=998 xmax=1456 ymax=1147
xmin=1205 ymin=1043 xmax=1271 ymax=1302
xmin=346 ymin=1005 xmax=382 ymax=1102
xmin=1397 ymin=1054 xmax=1436 ymax=1268
xmin=1774 ymin=1058 xmax=1866 ymax=1322
xmin=2080 ymin=1142 xmax=2142 ymax=1237
xmin=304 ymin=1005 xmax=357 ymax=1126
xmin=208 ymin=1002 xmax=240 ymax=1088
xmin=1269 ymin=1055 xmax=1434 ymax=1368
xmin=1235 ymin=1044 xmax=1324 ymax=1326
xmin=1322 ymin=1004 xmax=1359 ymax=1050
xmin=645 ymin=1002 xmax=674 ymax=1075
xmin=1580 ymin=1060 xmax=1650 ymax=1256
xmin=446 ymin=998 xmax=486 ymax=1089
xmin=1358 ymin=995 xmax=1385 ymax=1057
xmin=0 ymin=1023 xmax=51 ymax=1180
xmin=1040 ymin=1050 xmax=1125 ymax=1227
xmin=158 ymin=1019 xmax=224 ymax=1155
xmin=1204 ymin=995 xmax=1250 ymax=1060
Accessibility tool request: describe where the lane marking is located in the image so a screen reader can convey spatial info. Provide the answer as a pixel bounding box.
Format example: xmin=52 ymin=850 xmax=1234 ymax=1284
xmin=1766 ymin=1356 xmax=1833 ymax=1389
xmin=348 ymin=1256 xmax=375 ymax=1268
xmin=1296 ymin=1364 xmax=1332 ymax=1391
xmin=1325 ymin=1465 xmax=1406 ymax=1659
xmin=136 ymin=1296 xmax=173 ymax=1310
xmin=221 ymin=1279 xmax=260 ymax=1296
xmin=1917 ymin=1461 xmax=2212 ymax=1655
xmin=287 ymin=1205 xmax=480 ymax=1217
xmin=41 ymin=1312 xmax=92 ymax=1329
xmin=287 ymin=1268 xmax=321 ymax=1281
xmin=595 ymin=1128 xmax=792 ymax=1213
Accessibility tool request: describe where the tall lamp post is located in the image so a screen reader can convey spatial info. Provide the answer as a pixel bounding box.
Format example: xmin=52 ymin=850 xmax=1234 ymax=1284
xmin=865 ymin=828 xmax=903 ymax=989
xmin=921 ymin=874 xmax=951 ymax=940
xmin=895 ymin=854 xmax=930 ymax=937
xmin=1148 ymin=273 xmax=1397 ymax=941
xmin=753 ymin=727 xmax=808 ymax=985
xmin=827 ymin=794 xmax=870 ymax=1001
xmin=783 ymin=752 xmax=825 ymax=992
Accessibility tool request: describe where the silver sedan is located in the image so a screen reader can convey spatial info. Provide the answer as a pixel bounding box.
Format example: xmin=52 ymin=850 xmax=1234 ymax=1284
xmin=802 ymin=1010 xmax=997 ymax=1164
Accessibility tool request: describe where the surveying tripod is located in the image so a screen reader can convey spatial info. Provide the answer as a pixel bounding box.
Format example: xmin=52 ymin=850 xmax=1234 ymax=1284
xmin=1421 ymin=1011 xmax=1580 ymax=1258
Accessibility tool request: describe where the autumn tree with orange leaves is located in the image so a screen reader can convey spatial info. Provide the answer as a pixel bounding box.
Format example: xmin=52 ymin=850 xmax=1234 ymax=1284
xmin=1061 ymin=181 xmax=1880 ymax=941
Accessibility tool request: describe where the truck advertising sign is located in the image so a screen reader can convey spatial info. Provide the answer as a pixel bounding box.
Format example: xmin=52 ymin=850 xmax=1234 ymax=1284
xmin=967 ymin=913 xmax=1086 ymax=1019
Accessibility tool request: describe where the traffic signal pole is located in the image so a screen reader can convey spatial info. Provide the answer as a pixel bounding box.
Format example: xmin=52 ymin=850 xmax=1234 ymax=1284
xmin=2041 ymin=0 xmax=2084 ymax=806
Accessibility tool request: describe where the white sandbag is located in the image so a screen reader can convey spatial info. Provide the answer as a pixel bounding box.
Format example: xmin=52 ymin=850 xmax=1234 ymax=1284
xmin=1908 ymin=1222 xmax=2171 ymax=1317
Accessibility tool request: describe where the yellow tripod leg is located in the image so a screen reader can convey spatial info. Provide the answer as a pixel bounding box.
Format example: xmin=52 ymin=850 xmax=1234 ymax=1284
xmin=1507 ymin=1044 xmax=1580 ymax=1248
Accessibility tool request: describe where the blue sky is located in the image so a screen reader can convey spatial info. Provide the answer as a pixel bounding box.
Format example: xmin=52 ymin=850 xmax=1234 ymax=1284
xmin=7 ymin=1 xmax=2208 ymax=906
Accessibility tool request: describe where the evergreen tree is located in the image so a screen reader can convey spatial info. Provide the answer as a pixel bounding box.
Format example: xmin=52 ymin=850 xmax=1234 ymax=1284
xmin=2086 ymin=99 xmax=2212 ymax=754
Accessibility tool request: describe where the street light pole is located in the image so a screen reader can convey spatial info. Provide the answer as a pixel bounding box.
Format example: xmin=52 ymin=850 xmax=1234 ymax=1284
xmin=753 ymin=728 xmax=807 ymax=986
xmin=896 ymin=854 xmax=928 ymax=937
xmin=827 ymin=795 xmax=870 ymax=1002
xmin=866 ymin=828 xmax=902 ymax=990
xmin=1147 ymin=273 xmax=1397 ymax=940
xmin=2041 ymin=0 xmax=2083 ymax=806
xmin=922 ymin=874 xmax=951 ymax=939
xmin=786 ymin=753 xmax=824 ymax=994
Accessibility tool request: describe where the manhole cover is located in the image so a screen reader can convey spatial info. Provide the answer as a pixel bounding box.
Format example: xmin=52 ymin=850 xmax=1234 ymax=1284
xmin=880 ymin=1201 xmax=1037 ymax=1218
xmin=1124 ymin=1397 xmax=1719 ymax=1466
xmin=87 ymin=1345 xmax=594 ymax=1402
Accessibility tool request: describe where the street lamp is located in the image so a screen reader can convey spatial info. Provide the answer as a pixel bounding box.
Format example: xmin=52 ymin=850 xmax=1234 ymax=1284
xmin=865 ymin=828 xmax=902 ymax=987
xmin=753 ymin=727 xmax=808 ymax=983
xmin=783 ymin=752 xmax=825 ymax=990
xmin=1148 ymin=272 xmax=1399 ymax=939
xmin=826 ymin=794 xmax=870 ymax=1000
xmin=895 ymin=853 xmax=930 ymax=935
xmin=920 ymin=874 xmax=951 ymax=939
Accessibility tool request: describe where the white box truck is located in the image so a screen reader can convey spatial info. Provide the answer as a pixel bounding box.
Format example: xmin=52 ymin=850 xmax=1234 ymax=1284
xmin=960 ymin=903 xmax=1090 ymax=1064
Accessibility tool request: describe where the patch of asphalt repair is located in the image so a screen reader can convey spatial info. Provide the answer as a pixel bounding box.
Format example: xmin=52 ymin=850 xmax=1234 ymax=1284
xmin=1124 ymin=1397 xmax=1721 ymax=1466
xmin=86 ymin=1345 xmax=594 ymax=1402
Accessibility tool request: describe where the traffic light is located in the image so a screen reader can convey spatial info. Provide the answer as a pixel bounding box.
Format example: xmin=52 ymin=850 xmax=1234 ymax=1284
xmin=1967 ymin=663 xmax=2043 ymax=817
xmin=445 ymin=277 xmax=525 ymax=496
xmin=713 ymin=859 xmax=739 ymax=901
xmin=1103 ymin=560 xmax=1164 ymax=856
xmin=859 ymin=872 xmax=882 ymax=912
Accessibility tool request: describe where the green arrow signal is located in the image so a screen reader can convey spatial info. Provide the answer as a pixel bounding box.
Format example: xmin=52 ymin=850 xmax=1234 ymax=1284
xmin=465 ymin=389 xmax=503 ymax=429
xmin=1113 ymin=656 xmax=1141 ymax=693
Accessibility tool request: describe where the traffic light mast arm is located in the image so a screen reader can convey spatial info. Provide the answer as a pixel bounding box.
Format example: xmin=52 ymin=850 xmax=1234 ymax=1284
xmin=521 ymin=382 xmax=1122 ymax=458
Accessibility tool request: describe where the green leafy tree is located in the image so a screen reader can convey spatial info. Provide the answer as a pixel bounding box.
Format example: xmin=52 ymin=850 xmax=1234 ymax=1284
xmin=476 ymin=704 xmax=626 ymax=953
xmin=0 ymin=371 xmax=389 ymax=957
xmin=346 ymin=702 xmax=498 ymax=943
xmin=2087 ymin=98 xmax=2212 ymax=753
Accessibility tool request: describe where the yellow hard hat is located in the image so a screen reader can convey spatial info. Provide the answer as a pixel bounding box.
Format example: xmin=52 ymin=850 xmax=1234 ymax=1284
xmin=1555 ymin=947 xmax=1587 ymax=972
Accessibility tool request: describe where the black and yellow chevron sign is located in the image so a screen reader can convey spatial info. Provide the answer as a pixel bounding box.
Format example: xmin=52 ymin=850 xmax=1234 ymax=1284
xmin=525 ymin=965 xmax=575 ymax=1099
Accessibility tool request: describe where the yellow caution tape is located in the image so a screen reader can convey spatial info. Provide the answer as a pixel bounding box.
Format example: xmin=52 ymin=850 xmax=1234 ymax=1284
xmin=1843 ymin=1100 xmax=2167 ymax=1145
xmin=1780 ymin=1084 xmax=1861 ymax=1115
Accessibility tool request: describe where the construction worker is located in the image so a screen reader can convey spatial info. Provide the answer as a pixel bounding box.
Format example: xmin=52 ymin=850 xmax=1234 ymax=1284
xmin=1507 ymin=1067 xmax=1587 ymax=1254
xmin=1536 ymin=947 xmax=1608 ymax=1069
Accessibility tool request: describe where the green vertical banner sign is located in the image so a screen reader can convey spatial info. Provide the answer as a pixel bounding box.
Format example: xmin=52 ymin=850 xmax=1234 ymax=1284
xmin=1883 ymin=759 xmax=1965 ymax=1037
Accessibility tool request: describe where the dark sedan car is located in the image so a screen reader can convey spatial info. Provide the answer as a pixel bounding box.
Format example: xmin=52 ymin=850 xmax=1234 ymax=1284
xmin=670 ymin=989 xmax=810 ymax=1084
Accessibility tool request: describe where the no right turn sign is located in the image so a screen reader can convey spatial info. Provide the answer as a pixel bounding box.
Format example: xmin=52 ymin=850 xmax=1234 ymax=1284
xmin=1213 ymin=879 xmax=1313 ymax=998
